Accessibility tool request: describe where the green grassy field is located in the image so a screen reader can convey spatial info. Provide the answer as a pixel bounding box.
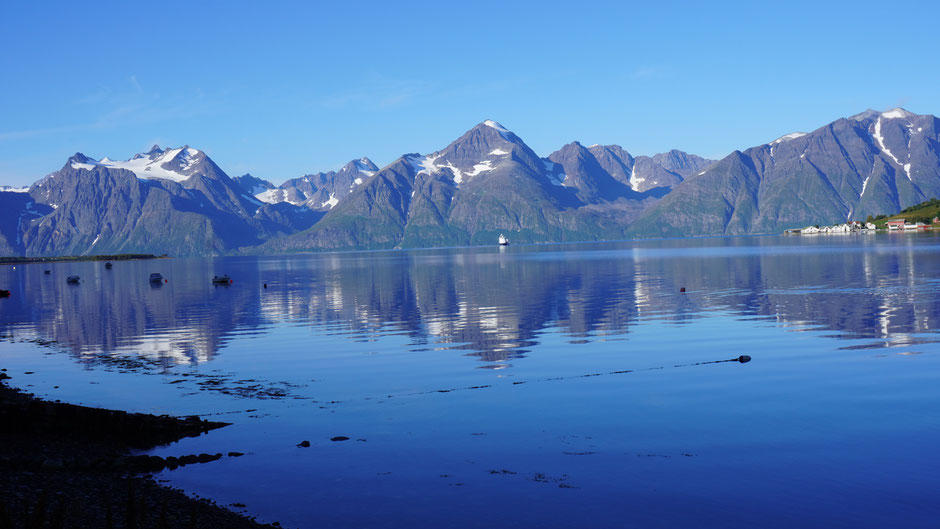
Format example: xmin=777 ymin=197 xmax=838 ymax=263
xmin=869 ymin=198 xmax=940 ymax=228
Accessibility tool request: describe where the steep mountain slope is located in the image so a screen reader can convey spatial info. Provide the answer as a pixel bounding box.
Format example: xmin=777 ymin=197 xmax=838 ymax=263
xmin=0 ymin=189 xmax=47 ymax=255
xmin=627 ymin=108 xmax=940 ymax=237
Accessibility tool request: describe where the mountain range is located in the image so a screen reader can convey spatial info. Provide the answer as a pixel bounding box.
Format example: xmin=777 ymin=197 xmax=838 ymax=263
xmin=1 ymin=108 xmax=936 ymax=256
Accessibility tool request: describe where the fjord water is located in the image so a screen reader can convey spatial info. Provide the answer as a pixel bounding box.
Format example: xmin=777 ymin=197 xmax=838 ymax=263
xmin=2 ymin=235 xmax=940 ymax=528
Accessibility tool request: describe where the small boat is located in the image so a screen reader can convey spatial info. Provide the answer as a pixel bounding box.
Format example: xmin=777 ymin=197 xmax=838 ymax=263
xmin=66 ymin=275 xmax=80 ymax=284
xmin=43 ymin=270 xmax=51 ymax=275
xmin=498 ymin=234 xmax=510 ymax=246
xmin=149 ymin=273 xmax=163 ymax=282
xmin=0 ymin=289 xmax=10 ymax=298
xmin=212 ymin=274 xmax=232 ymax=285
xmin=105 ymin=262 xmax=113 ymax=269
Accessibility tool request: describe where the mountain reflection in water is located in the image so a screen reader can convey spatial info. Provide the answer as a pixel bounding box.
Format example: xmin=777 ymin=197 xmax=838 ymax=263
xmin=1 ymin=234 xmax=938 ymax=367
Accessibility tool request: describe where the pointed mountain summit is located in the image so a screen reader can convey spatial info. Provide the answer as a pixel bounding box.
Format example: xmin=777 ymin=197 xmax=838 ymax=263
xmin=547 ymin=141 xmax=638 ymax=203
xmin=405 ymin=120 xmax=545 ymax=187
xmin=259 ymin=120 xmax=661 ymax=252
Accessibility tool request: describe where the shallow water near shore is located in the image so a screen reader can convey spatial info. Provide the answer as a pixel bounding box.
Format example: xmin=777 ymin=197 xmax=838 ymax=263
xmin=2 ymin=234 xmax=940 ymax=528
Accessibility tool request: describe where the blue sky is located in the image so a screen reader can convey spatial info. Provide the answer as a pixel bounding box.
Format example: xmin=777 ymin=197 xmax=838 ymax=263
xmin=1 ymin=0 xmax=938 ymax=187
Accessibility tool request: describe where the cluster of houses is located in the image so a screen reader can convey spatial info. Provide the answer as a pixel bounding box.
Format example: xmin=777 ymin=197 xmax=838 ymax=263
xmin=788 ymin=217 xmax=940 ymax=235
xmin=883 ymin=218 xmax=940 ymax=231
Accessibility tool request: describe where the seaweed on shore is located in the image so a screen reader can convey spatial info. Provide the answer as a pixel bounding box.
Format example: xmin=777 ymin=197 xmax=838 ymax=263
xmin=0 ymin=378 xmax=278 ymax=529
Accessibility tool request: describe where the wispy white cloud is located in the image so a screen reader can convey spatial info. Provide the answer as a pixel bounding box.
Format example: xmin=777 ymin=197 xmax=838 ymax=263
xmin=632 ymin=67 xmax=658 ymax=79
xmin=128 ymin=74 xmax=143 ymax=94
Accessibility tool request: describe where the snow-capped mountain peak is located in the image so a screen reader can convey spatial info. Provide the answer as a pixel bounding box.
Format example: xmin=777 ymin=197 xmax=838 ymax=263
xmin=770 ymin=132 xmax=808 ymax=144
xmin=70 ymin=146 xmax=208 ymax=182
xmin=348 ymin=157 xmax=378 ymax=176
xmin=881 ymin=108 xmax=916 ymax=120
xmin=482 ymin=119 xmax=514 ymax=141
xmin=483 ymin=119 xmax=509 ymax=132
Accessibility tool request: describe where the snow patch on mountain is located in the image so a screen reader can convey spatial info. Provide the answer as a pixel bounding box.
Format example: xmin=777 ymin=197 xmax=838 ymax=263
xmin=483 ymin=120 xmax=512 ymax=141
xmin=882 ymin=108 xmax=915 ymax=120
xmin=257 ymin=188 xmax=305 ymax=206
xmin=771 ymin=132 xmax=807 ymax=144
xmin=873 ymin=118 xmax=910 ymax=180
xmin=409 ymin=152 xmax=498 ymax=185
xmin=489 ymin=148 xmax=509 ymax=156
xmin=322 ymin=193 xmax=338 ymax=209
xmin=409 ymin=154 xmax=442 ymax=175
xmin=542 ymin=160 xmax=566 ymax=186
xmin=467 ymin=161 xmax=494 ymax=177
xmin=629 ymin=166 xmax=645 ymax=191
xmin=353 ymin=158 xmax=376 ymax=176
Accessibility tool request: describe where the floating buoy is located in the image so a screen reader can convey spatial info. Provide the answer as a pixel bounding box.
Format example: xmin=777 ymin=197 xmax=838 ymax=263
xmin=263 ymin=283 xmax=267 ymax=288
xmin=165 ymin=279 xmax=168 ymax=283
xmin=680 ymin=287 xmax=686 ymax=293
xmin=229 ymin=279 xmax=233 ymax=284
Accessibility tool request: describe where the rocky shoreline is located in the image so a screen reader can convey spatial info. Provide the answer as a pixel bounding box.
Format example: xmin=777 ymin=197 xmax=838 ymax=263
xmin=0 ymin=371 xmax=279 ymax=528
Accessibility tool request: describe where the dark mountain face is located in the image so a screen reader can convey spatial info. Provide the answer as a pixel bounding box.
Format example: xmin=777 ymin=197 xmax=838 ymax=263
xmin=627 ymin=108 xmax=940 ymax=237
xmin=652 ymin=149 xmax=714 ymax=177
xmin=588 ymin=145 xmax=634 ymax=186
xmin=0 ymin=190 xmax=48 ymax=255
xmin=586 ymin=145 xmax=715 ymax=195
xmin=547 ymin=142 xmax=638 ymax=203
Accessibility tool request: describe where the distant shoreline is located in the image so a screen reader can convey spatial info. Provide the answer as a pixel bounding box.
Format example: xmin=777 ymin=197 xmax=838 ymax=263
xmin=0 ymin=253 xmax=167 ymax=265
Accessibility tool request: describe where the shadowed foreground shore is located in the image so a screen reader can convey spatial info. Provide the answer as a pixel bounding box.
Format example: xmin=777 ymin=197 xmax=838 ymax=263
xmin=0 ymin=372 xmax=278 ymax=529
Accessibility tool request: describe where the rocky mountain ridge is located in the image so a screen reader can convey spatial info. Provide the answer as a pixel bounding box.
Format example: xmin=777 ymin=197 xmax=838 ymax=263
xmin=1 ymin=108 xmax=936 ymax=256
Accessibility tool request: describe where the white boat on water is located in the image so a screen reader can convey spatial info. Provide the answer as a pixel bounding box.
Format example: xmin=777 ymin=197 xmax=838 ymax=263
xmin=498 ymin=234 xmax=509 ymax=246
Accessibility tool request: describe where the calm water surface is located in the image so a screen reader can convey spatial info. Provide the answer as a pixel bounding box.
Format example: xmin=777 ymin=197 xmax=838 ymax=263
xmin=2 ymin=234 xmax=940 ymax=528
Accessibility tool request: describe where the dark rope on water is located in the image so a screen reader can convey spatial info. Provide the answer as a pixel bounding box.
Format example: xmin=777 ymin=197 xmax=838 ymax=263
xmin=383 ymin=355 xmax=752 ymax=399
